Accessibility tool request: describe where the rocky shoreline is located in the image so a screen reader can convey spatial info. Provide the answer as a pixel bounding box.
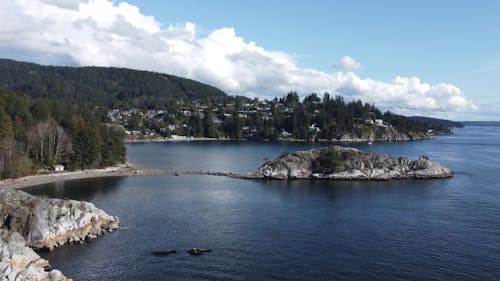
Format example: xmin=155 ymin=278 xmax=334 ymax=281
xmin=253 ymin=146 xmax=453 ymax=180
xmin=125 ymin=127 xmax=433 ymax=144
xmin=0 ymin=229 xmax=69 ymax=281
xmin=0 ymin=188 xmax=119 ymax=280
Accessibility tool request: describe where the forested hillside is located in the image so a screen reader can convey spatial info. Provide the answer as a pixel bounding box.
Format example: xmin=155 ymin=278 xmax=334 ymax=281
xmin=113 ymin=92 xmax=443 ymax=141
xmin=0 ymin=59 xmax=226 ymax=105
xmin=0 ymin=88 xmax=126 ymax=179
xmin=409 ymin=116 xmax=463 ymax=130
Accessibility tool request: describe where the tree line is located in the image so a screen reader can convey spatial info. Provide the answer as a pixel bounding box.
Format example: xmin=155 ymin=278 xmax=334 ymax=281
xmin=127 ymin=92 xmax=445 ymax=141
xmin=0 ymin=88 xmax=126 ymax=179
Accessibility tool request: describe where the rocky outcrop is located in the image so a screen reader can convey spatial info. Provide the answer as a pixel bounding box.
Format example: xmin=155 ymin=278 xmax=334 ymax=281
xmin=0 ymin=188 xmax=119 ymax=250
xmin=151 ymin=249 xmax=177 ymax=256
xmin=0 ymin=229 xmax=70 ymax=281
xmin=336 ymin=126 xmax=429 ymax=142
xmin=255 ymin=146 xmax=453 ymax=180
xmin=187 ymin=248 xmax=212 ymax=255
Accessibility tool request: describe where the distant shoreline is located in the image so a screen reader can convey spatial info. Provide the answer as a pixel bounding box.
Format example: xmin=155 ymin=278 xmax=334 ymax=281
xmin=124 ymin=137 xmax=232 ymax=143
xmin=124 ymin=135 xmax=432 ymax=144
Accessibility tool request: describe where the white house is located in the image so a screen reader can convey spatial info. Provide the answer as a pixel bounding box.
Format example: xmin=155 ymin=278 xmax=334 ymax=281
xmin=51 ymin=164 xmax=64 ymax=172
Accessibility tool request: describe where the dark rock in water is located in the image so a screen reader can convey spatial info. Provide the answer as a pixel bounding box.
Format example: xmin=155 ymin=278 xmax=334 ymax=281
xmin=188 ymin=248 xmax=212 ymax=255
xmin=151 ymin=249 xmax=177 ymax=256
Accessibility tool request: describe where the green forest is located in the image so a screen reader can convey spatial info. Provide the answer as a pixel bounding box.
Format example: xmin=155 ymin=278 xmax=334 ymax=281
xmin=0 ymin=59 xmax=226 ymax=105
xmin=0 ymin=88 xmax=126 ymax=179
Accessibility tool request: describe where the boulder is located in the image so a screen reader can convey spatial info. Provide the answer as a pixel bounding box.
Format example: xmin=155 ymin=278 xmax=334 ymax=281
xmin=187 ymin=248 xmax=211 ymax=255
xmin=151 ymin=249 xmax=177 ymax=256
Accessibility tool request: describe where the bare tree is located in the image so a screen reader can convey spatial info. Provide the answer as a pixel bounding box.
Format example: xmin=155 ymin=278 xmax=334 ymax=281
xmin=28 ymin=118 xmax=72 ymax=165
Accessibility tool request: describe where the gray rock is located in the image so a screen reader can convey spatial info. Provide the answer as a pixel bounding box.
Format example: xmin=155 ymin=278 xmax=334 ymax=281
xmin=0 ymin=188 xmax=119 ymax=250
xmin=0 ymin=229 xmax=70 ymax=281
xmin=255 ymin=146 xmax=453 ymax=180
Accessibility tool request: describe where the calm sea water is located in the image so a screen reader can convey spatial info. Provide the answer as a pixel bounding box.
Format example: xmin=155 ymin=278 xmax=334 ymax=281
xmin=24 ymin=126 xmax=500 ymax=281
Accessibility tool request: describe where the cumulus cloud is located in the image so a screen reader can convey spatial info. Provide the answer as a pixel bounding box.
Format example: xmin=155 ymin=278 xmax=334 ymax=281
xmin=0 ymin=0 xmax=477 ymax=115
xmin=334 ymin=56 xmax=362 ymax=71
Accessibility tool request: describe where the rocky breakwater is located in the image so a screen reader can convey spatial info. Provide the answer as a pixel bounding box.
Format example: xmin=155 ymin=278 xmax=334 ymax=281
xmin=254 ymin=146 xmax=453 ymax=180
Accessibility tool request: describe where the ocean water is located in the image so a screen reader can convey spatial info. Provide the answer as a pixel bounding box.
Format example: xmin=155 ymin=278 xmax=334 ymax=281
xmin=23 ymin=126 xmax=500 ymax=280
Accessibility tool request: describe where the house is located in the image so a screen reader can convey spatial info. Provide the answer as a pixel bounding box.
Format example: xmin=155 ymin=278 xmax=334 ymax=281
xmin=50 ymin=164 xmax=65 ymax=172
xmin=374 ymin=119 xmax=387 ymax=127
xmin=280 ymin=130 xmax=292 ymax=138
xmin=309 ymin=124 xmax=321 ymax=133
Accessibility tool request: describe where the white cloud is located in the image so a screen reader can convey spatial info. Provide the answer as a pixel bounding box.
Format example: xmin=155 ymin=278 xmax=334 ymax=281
xmin=334 ymin=56 xmax=363 ymax=71
xmin=0 ymin=0 xmax=477 ymax=115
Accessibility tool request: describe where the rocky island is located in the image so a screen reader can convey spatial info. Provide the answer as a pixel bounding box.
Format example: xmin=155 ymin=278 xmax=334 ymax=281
xmin=254 ymin=146 xmax=453 ymax=180
xmin=0 ymin=188 xmax=119 ymax=280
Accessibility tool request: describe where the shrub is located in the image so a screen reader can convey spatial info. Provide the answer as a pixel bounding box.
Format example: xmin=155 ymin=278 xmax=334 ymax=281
xmin=311 ymin=149 xmax=342 ymax=174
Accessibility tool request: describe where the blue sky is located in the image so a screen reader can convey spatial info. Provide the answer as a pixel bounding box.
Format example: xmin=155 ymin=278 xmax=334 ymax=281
xmin=1 ymin=0 xmax=498 ymax=120
xmin=129 ymin=0 xmax=499 ymax=113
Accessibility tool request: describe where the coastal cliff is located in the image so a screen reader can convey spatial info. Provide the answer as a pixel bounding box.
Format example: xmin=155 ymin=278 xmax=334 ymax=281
xmin=255 ymin=146 xmax=452 ymax=180
xmin=0 ymin=188 xmax=119 ymax=250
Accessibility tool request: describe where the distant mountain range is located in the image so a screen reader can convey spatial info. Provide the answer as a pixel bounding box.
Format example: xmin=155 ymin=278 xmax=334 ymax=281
xmin=408 ymin=116 xmax=464 ymax=129
xmin=461 ymin=121 xmax=500 ymax=126
xmin=0 ymin=58 xmax=226 ymax=104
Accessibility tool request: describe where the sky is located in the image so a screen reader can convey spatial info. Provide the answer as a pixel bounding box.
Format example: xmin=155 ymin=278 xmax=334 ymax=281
xmin=1 ymin=0 xmax=499 ymax=120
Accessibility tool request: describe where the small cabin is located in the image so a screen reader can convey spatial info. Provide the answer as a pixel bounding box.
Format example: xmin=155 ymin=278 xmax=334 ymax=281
xmin=50 ymin=164 xmax=65 ymax=172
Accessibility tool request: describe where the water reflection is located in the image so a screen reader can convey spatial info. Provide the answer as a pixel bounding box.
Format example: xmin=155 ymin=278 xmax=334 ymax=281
xmin=22 ymin=177 xmax=124 ymax=201
xmin=258 ymin=178 xmax=442 ymax=199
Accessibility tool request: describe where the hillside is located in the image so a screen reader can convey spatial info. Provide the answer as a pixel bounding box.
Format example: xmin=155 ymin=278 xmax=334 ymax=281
xmin=0 ymin=59 xmax=226 ymax=105
xmin=461 ymin=121 xmax=500 ymax=126
xmin=0 ymin=59 xmax=456 ymax=143
xmin=409 ymin=116 xmax=464 ymax=129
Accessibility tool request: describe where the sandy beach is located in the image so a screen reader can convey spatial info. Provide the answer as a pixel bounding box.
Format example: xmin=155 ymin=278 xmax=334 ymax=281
xmin=0 ymin=164 xmax=144 ymax=190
